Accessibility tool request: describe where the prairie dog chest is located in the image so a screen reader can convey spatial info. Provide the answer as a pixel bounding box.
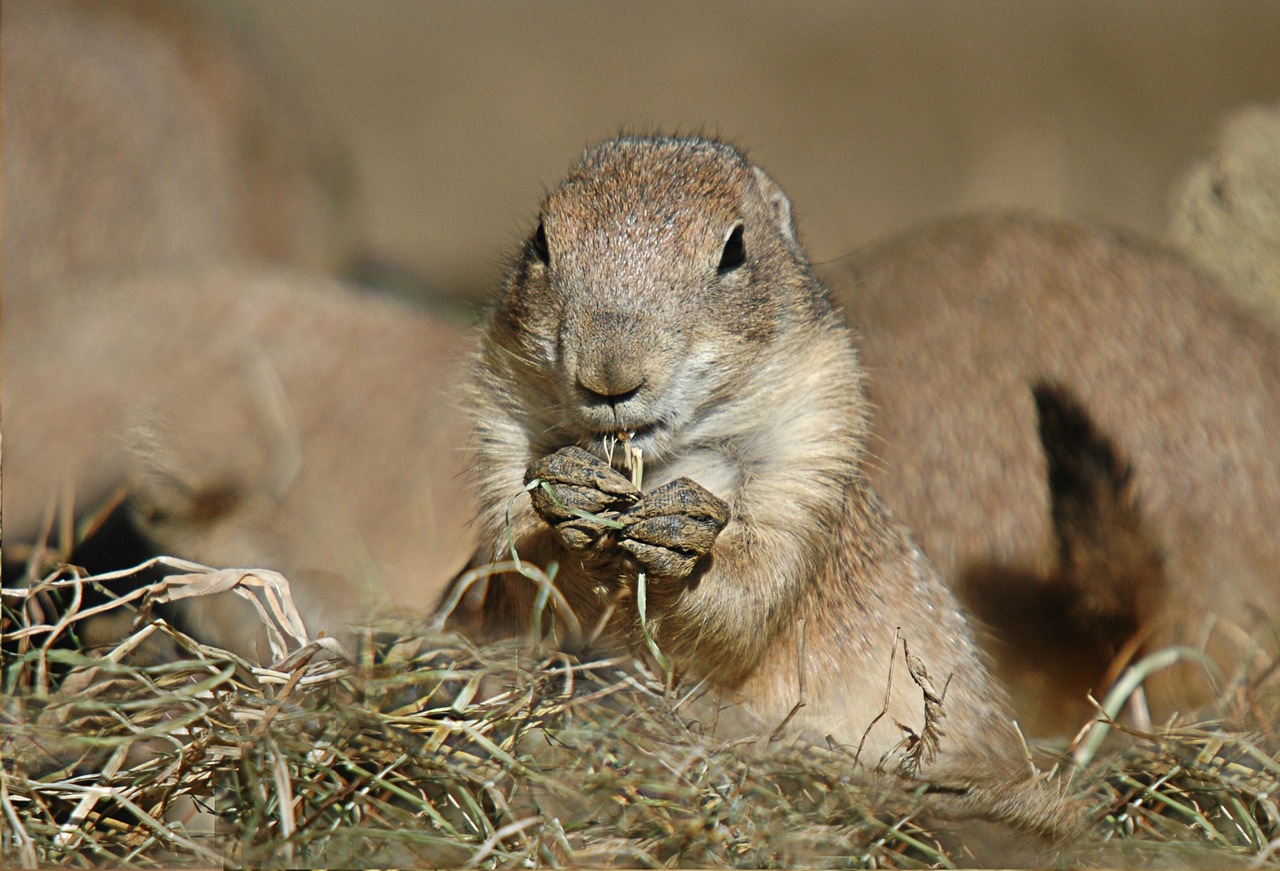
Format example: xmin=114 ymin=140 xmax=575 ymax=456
xmin=637 ymin=446 xmax=744 ymax=505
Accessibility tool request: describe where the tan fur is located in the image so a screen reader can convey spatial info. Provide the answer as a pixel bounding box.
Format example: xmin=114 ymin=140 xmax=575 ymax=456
xmin=2 ymin=0 xmax=354 ymax=305
xmin=450 ymin=137 xmax=1032 ymax=786
xmin=6 ymin=266 xmax=476 ymax=651
xmin=4 ymin=0 xmax=356 ymax=548
xmin=1169 ymin=100 xmax=1280 ymax=326
xmin=3 ymin=0 xmax=470 ymax=654
xmin=832 ymin=213 xmax=1280 ymax=733
xmin=4 ymin=0 xmax=239 ymax=309
xmin=961 ymin=384 xmax=1166 ymax=734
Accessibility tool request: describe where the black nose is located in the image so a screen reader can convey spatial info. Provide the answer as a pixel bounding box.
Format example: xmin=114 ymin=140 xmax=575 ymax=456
xmin=577 ymin=376 xmax=645 ymax=407
xmin=576 ymin=348 xmax=647 ymax=406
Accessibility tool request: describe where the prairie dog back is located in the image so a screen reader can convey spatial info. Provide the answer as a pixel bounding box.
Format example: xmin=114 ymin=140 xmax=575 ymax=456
xmin=834 ymin=213 xmax=1280 ymax=731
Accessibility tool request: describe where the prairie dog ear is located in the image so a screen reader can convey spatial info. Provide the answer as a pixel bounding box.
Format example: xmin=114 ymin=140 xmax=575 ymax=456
xmin=752 ymin=165 xmax=797 ymax=244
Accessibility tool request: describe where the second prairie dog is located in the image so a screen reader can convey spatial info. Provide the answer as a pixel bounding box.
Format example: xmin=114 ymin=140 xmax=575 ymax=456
xmin=451 ymin=136 xmax=1033 ymax=790
xmin=5 ymin=267 xmax=476 ymax=655
xmin=3 ymin=0 xmax=354 ymax=308
xmin=4 ymin=0 xmax=357 ymax=547
xmin=4 ymin=0 xmax=471 ymax=655
xmin=834 ymin=213 xmax=1280 ymax=734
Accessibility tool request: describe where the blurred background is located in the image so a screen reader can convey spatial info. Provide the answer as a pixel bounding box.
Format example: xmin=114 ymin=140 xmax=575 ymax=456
xmin=215 ymin=0 xmax=1280 ymax=306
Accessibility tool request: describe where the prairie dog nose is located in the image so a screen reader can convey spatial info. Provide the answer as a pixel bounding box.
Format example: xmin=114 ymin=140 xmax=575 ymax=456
xmin=568 ymin=307 xmax=655 ymax=403
xmin=576 ymin=358 xmax=646 ymax=403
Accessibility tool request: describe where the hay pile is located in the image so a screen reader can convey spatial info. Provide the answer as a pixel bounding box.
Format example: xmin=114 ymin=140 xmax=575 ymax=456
xmin=4 ymin=560 xmax=1279 ymax=869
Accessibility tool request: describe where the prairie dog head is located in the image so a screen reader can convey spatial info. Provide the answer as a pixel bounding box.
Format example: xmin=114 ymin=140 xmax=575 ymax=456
xmin=484 ymin=136 xmax=821 ymax=463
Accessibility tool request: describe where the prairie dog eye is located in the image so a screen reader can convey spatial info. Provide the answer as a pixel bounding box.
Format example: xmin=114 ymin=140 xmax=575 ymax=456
xmin=718 ymin=222 xmax=746 ymax=273
xmin=530 ymin=219 xmax=550 ymax=265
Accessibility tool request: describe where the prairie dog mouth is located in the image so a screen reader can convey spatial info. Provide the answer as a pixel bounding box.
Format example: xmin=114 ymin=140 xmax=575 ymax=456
xmin=599 ymin=423 xmax=657 ymax=447
xmin=600 ymin=429 xmax=648 ymax=484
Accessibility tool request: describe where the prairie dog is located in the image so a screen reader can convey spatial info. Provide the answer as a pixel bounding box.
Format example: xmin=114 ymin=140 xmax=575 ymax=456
xmin=450 ymin=136 xmax=1027 ymax=783
xmin=2 ymin=0 xmax=353 ymax=304
xmin=5 ymin=267 xmax=476 ymax=655
xmin=3 ymin=0 xmax=467 ymax=656
xmin=834 ymin=213 xmax=1280 ymax=732
xmin=4 ymin=0 xmax=355 ymax=546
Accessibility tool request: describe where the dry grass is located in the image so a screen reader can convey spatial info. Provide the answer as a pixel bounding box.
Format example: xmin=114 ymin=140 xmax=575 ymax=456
xmin=4 ymin=558 xmax=1280 ymax=869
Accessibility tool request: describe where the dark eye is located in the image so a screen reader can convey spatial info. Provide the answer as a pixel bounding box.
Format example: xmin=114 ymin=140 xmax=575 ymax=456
xmin=718 ymin=222 xmax=745 ymax=273
xmin=530 ymin=219 xmax=550 ymax=265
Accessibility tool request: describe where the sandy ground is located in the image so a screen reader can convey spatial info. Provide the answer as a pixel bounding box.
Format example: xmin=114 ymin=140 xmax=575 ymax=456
xmin=215 ymin=0 xmax=1280 ymax=304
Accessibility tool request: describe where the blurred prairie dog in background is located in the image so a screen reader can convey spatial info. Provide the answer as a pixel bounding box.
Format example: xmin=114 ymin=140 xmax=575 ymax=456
xmin=3 ymin=0 xmax=355 ymax=306
xmin=4 ymin=0 xmax=474 ymax=656
xmin=4 ymin=0 xmax=354 ymax=547
xmin=833 ymin=213 xmax=1280 ymax=735
xmin=29 ymin=268 xmax=473 ymax=648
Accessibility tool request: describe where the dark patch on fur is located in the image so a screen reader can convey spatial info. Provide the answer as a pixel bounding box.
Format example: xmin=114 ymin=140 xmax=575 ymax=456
xmin=959 ymin=382 xmax=1165 ymax=734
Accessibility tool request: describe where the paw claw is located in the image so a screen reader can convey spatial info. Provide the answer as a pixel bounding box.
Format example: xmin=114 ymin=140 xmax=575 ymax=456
xmin=619 ymin=538 xmax=700 ymax=578
xmin=617 ymin=477 xmax=729 ymax=578
xmin=525 ymin=446 xmax=638 ymax=548
xmin=526 ymin=446 xmax=638 ymax=499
